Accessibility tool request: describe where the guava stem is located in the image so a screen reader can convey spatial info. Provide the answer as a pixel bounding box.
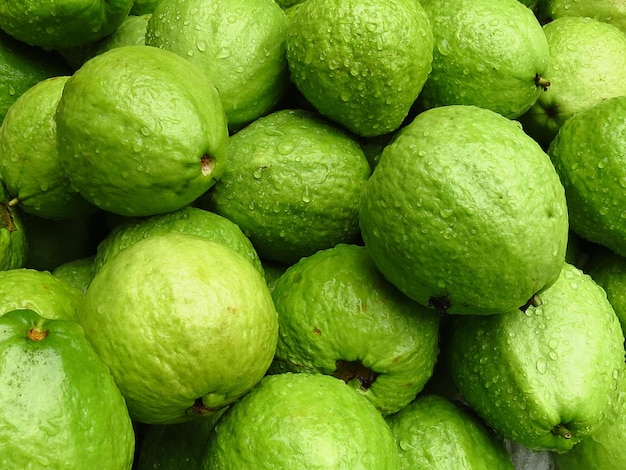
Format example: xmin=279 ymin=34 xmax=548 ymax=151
xmin=7 ymin=197 xmax=19 ymax=207
xmin=27 ymin=327 xmax=48 ymax=341
xmin=552 ymin=424 xmax=572 ymax=440
xmin=535 ymin=74 xmax=551 ymax=91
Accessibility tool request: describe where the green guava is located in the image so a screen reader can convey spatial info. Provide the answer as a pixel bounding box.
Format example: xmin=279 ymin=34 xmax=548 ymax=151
xmin=202 ymin=373 xmax=399 ymax=468
xmin=0 ymin=309 xmax=135 ymax=468
xmin=286 ymin=0 xmax=434 ymax=137
xmin=78 ymin=233 xmax=278 ymax=424
xmin=359 ymin=104 xmax=569 ymax=315
xmin=55 ymin=45 xmax=229 ymax=217
xmin=447 ymin=263 xmax=626 ymax=453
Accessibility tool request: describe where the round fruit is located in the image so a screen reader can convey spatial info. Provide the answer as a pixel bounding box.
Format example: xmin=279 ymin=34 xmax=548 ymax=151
xmin=55 ymin=45 xmax=229 ymax=217
xmin=0 ymin=0 xmax=134 ymax=50
xmin=92 ymin=206 xmax=264 ymax=276
xmin=203 ymin=372 xmax=399 ymax=468
xmin=447 ymin=263 xmax=625 ymax=452
xmin=78 ymin=233 xmax=278 ymax=424
xmin=359 ymin=104 xmax=568 ymax=315
xmin=205 ymin=109 xmax=371 ymax=264
xmin=0 ymin=268 xmax=83 ymax=321
xmin=0 ymin=75 xmax=96 ymax=219
xmin=0 ymin=309 xmax=135 ymax=469
xmin=420 ymin=0 xmax=550 ymax=119
xmin=520 ymin=16 xmax=626 ymax=147
xmin=386 ymin=394 xmax=514 ymax=469
xmin=548 ymin=96 xmax=626 ymax=257
xmin=286 ymin=0 xmax=434 ymax=137
xmin=146 ymin=0 xmax=289 ymax=131
xmin=270 ymin=243 xmax=440 ymax=415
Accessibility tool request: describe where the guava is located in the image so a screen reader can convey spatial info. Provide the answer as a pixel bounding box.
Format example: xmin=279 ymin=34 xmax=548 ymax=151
xmin=78 ymin=233 xmax=278 ymax=424
xmin=0 ymin=268 xmax=83 ymax=321
xmin=548 ymin=95 xmax=626 ymax=258
xmin=270 ymin=243 xmax=440 ymax=415
xmin=286 ymin=0 xmax=434 ymax=137
xmin=0 ymin=309 xmax=135 ymax=468
xmin=386 ymin=394 xmax=514 ymax=469
xmin=0 ymin=0 xmax=134 ymax=50
xmin=55 ymin=45 xmax=229 ymax=217
xmin=420 ymin=0 xmax=550 ymax=119
xmin=519 ymin=16 xmax=626 ymax=147
xmin=359 ymin=105 xmax=569 ymax=315
xmin=538 ymin=0 xmax=626 ymax=33
xmin=0 ymin=75 xmax=97 ymax=219
xmin=52 ymin=256 xmax=95 ymax=295
xmin=202 ymin=373 xmax=399 ymax=468
xmin=205 ymin=109 xmax=371 ymax=264
xmin=92 ymin=205 xmax=263 ymax=276
xmin=0 ymin=29 xmax=70 ymax=123
xmin=146 ymin=0 xmax=289 ymax=130
xmin=447 ymin=263 xmax=626 ymax=452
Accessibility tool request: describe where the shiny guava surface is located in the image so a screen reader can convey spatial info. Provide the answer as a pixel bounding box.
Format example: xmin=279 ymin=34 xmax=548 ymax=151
xmin=359 ymin=104 xmax=568 ymax=315
xmin=0 ymin=309 xmax=135 ymax=469
xmin=447 ymin=263 xmax=626 ymax=453
xmin=78 ymin=232 xmax=278 ymax=424
xmin=203 ymin=373 xmax=399 ymax=469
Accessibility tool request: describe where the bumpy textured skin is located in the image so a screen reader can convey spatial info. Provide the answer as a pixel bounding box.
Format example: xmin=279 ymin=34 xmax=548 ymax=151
xmin=79 ymin=233 xmax=278 ymax=424
xmin=520 ymin=17 xmax=626 ymax=147
xmin=0 ymin=0 xmax=134 ymax=49
xmin=92 ymin=206 xmax=264 ymax=275
xmin=51 ymin=256 xmax=95 ymax=295
xmin=0 ymin=76 xmax=96 ymax=219
xmin=386 ymin=394 xmax=514 ymax=469
xmin=0 ymin=309 xmax=135 ymax=469
xmin=447 ymin=263 xmax=626 ymax=453
xmin=146 ymin=0 xmax=289 ymax=130
xmin=420 ymin=0 xmax=549 ymax=119
xmin=359 ymin=105 xmax=569 ymax=315
xmin=586 ymin=248 xmax=626 ymax=335
xmin=0 ymin=268 xmax=82 ymax=321
xmin=548 ymin=96 xmax=626 ymax=258
xmin=0 ymin=30 xmax=70 ymax=122
xmin=552 ymin=366 xmax=626 ymax=469
xmin=203 ymin=373 xmax=399 ymax=469
xmin=207 ymin=109 xmax=371 ymax=264
xmin=286 ymin=0 xmax=434 ymax=137
xmin=539 ymin=0 xmax=626 ymax=33
xmin=56 ymin=45 xmax=229 ymax=217
xmin=270 ymin=244 xmax=440 ymax=415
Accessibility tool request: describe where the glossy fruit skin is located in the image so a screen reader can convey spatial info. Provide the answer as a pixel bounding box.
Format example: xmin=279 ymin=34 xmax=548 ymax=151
xmin=447 ymin=263 xmax=626 ymax=453
xmin=79 ymin=233 xmax=278 ymax=424
xmin=146 ymin=0 xmax=290 ymax=131
xmin=548 ymin=96 xmax=626 ymax=258
xmin=0 ymin=309 xmax=135 ymax=469
xmin=0 ymin=0 xmax=134 ymax=50
xmin=360 ymin=105 xmax=568 ymax=315
xmin=420 ymin=0 xmax=549 ymax=119
xmin=286 ymin=0 xmax=434 ymax=137
xmin=206 ymin=109 xmax=371 ymax=264
xmin=386 ymin=394 xmax=514 ymax=469
xmin=520 ymin=16 xmax=626 ymax=147
xmin=203 ymin=372 xmax=399 ymax=469
xmin=56 ymin=45 xmax=229 ymax=217
xmin=0 ymin=75 xmax=97 ymax=219
xmin=270 ymin=243 xmax=440 ymax=415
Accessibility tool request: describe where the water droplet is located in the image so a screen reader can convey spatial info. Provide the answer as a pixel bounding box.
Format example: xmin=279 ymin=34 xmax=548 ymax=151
xmin=302 ymin=186 xmax=310 ymax=203
xmin=548 ymin=338 xmax=558 ymax=349
xmin=196 ymin=41 xmax=207 ymax=52
xmin=277 ymin=142 xmax=294 ymax=155
xmin=216 ymin=48 xmax=231 ymax=59
xmin=340 ymin=91 xmax=350 ymax=102
xmin=598 ymin=158 xmax=608 ymax=169
xmin=536 ymin=359 xmax=547 ymax=374
xmin=7 ymin=84 xmax=16 ymax=96
xmin=437 ymin=38 xmax=451 ymax=56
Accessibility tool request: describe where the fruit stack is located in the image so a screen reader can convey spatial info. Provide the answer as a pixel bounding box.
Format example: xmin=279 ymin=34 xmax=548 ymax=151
xmin=1 ymin=0 xmax=625 ymax=468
